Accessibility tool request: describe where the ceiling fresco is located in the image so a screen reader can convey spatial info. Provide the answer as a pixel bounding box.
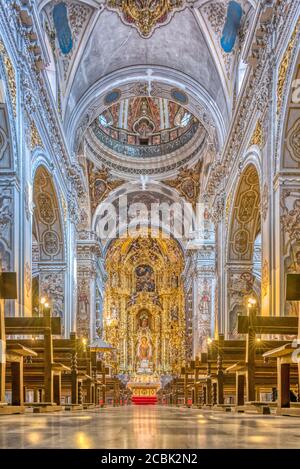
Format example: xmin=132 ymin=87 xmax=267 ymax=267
xmin=95 ymin=97 xmax=198 ymax=148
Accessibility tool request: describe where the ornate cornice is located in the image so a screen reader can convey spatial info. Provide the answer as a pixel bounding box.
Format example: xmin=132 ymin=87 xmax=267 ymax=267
xmin=0 ymin=0 xmax=85 ymax=198
xmin=205 ymin=0 xmax=290 ymax=198
xmin=277 ymin=18 xmax=300 ymax=115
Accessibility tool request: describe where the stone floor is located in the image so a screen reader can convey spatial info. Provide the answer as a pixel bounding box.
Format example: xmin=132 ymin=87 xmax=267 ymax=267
xmin=0 ymin=406 xmax=300 ymax=449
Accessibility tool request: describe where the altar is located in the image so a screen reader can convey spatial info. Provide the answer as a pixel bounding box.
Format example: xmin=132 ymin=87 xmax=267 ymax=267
xmin=127 ymin=372 xmax=161 ymax=405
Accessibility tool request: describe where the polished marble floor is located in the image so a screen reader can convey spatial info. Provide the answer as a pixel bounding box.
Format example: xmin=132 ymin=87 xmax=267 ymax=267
xmin=0 ymin=406 xmax=300 ymax=449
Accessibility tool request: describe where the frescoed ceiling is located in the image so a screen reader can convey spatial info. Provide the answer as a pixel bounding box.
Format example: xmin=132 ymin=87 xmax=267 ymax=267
xmin=95 ymin=97 xmax=198 ymax=147
xmin=38 ymin=0 xmax=255 ymax=125
xmin=36 ymin=0 xmax=256 ymax=197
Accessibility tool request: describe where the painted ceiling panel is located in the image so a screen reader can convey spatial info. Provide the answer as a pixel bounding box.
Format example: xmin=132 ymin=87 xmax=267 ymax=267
xmin=65 ymin=8 xmax=228 ymax=125
xmin=221 ymin=1 xmax=243 ymax=53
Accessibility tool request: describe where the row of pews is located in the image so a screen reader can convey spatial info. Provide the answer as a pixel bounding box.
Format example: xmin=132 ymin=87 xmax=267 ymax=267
xmin=1 ymin=307 xmax=124 ymax=414
xmin=161 ymin=312 xmax=300 ymax=416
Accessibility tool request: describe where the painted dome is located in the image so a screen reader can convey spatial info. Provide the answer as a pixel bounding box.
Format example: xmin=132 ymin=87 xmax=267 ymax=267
xmin=91 ymin=97 xmax=200 ymax=158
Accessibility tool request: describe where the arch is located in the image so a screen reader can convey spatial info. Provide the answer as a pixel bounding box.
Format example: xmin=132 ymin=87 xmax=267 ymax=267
xmin=228 ymin=164 xmax=261 ymax=263
xmin=32 ymin=165 xmax=65 ymax=323
xmin=226 ymin=164 xmax=261 ymax=337
xmin=66 ymin=66 xmax=227 ymax=154
xmin=276 ymin=27 xmax=300 ymax=172
xmin=103 ymin=235 xmax=185 ymax=374
xmin=32 ymin=165 xmax=65 ymax=262
xmin=92 ymin=180 xmax=195 ymax=254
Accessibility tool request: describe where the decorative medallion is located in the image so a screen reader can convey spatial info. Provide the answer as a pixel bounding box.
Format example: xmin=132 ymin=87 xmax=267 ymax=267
xmin=37 ymin=193 xmax=55 ymax=225
xmin=163 ymin=160 xmax=202 ymax=208
xmin=104 ymin=89 xmax=122 ymax=106
xmin=107 ymin=0 xmax=186 ymax=38
xmin=233 ymin=228 xmax=249 ymax=255
xmin=237 ymin=190 xmax=257 ymax=223
xmin=43 ymin=230 xmax=60 ymax=256
xmin=171 ymin=88 xmax=188 ymax=105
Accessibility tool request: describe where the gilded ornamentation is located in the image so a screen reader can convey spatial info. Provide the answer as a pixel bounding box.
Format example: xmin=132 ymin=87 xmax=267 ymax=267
xmin=37 ymin=193 xmax=55 ymax=225
xmin=233 ymin=229 xmax=249 ymax=255
xmin=0 ymin=40 xmax=16 ymax=116
xmin=229 ymin=165 xmax=260 ymax=261
xmin=107 ymin=0 xmax=185 ymax=38
xmin=104 ymin=234 xmax=185 ymax=376
xmin=33 ymin=167 xmax=64 ymax=262
xmin=225 ymin=190 xmax=233 ymax=225
xmin=250 ymin=119 xmax=264 ymax=148
xmin=43 ymin=230 xmax=60 ymax=256
xmin=163 ymin=160 xmax=202 ymax=207
xmin=88 ymin=161 xmax=124 ymax=213
xmin=30 ymin=121 xmax=43 ymax=149
xmin=277 ymin=19 xmax=300 ymax=115
xmin=262 ymin=259 xmax=269 ymax=298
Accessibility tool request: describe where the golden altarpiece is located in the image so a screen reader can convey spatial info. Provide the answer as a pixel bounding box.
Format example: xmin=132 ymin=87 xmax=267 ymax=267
xmin=103 ymin=236 xmax=186 ymax=382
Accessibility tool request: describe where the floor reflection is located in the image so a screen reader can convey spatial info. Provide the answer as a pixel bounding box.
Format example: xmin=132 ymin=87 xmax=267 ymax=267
xmin=0 ymin=406 xmax=299 ymax=449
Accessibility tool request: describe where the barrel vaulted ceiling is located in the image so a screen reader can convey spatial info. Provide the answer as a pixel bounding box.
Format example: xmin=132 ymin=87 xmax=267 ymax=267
xmin=37 ymin=0 xmax=256 ymax=138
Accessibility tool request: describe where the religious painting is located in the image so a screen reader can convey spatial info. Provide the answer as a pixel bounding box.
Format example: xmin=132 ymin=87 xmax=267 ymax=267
xmin=137 ymin=336 xmax=152 ymax=362
xmin=136 ymin=310 xmax=153 ymax=372
xmin=135 ymin=265 xmax=155 ymax=292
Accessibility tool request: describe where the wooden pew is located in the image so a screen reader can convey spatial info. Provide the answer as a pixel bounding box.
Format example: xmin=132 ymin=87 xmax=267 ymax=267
xmin=224 ymin=313 xmax=299 ymax=413
xmin=5 ymin=312 xmax=64 ymax=412
xmin=5 ymin=343 xmax=37 ymax=411
xmin=206 ymin=336 xmax=246 ymax=408
xmin=8 ymin=333 xmax=103 ymax=410
xmin=263 ymin=342 xmax=300 ymax=416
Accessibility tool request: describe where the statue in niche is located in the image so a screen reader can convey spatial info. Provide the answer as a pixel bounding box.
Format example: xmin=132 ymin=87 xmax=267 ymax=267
xmin=137 ymin=336 xmax=152 ymax=361
xmin=135 ymin=264 xmax=155 ymax=292
xmin=136 ymin=311 xmax=153 ymax=372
